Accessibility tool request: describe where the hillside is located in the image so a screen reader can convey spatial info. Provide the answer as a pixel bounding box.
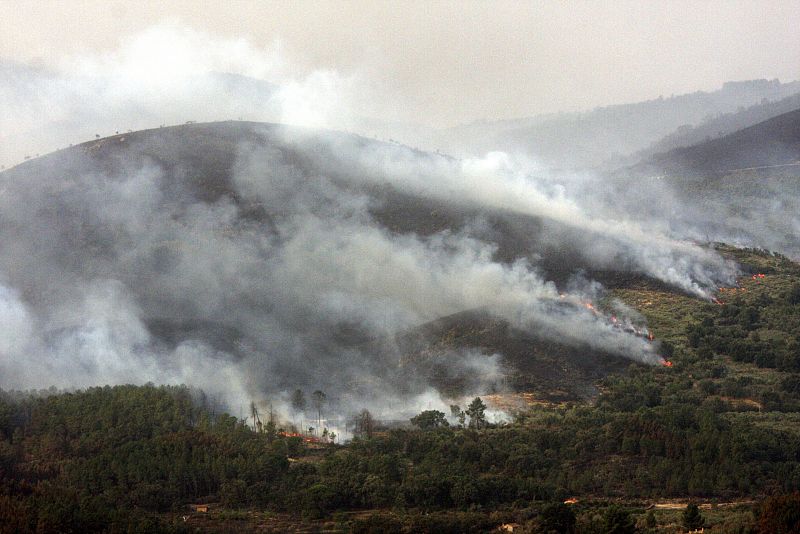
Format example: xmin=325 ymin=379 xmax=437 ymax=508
xmin=1 ymin=121 xmax=715 ymax=408
xmin=632 ymin=107 xmax=800 ymax=177
xmin=599 ymin=108 xmax=800 ymax=261
xmin=394 ymin=309 xmax=631 ymax=403
xmin=1 ymin=123 xmax=799 ymax=532
xmin=633 ymin=91 xmax=800 ymax=162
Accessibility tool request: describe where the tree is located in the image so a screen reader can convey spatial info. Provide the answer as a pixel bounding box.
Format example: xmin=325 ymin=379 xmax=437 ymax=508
xmin=538 ymin=503 xmax=576 ymax=534
xmin=787 ymin=284 xmax=800 ymax=305
xmin=354 ymin=409 xmax=375 ymax=439
xmin=265 ymin=419 xmax=277 ymax=443
xmin=756 ymin=492 xmax=800 ymax=533
xmin=219 ymin=479 xmax=247 ymax=508
xmin=466 ymin=397 xmax=487 ymax=429
xmin=249 ymin=401 xmax=262 ymax=432
xmin=291 ymin=389 xmax=306 ymax=430
xmin=645 ymin=509 xmax=656 ymax=529
xmin=410 ymin=410 xmax=449 ymax=430
xmin=450 ymin=404 xmax=466 ymax=427
xmin=312 ymin=390 xmax=326 ymax=433
xmin=601 ymin=505 xmax=636 ymax=534
xmin=682 ymin=502 xmax=704 ymax=531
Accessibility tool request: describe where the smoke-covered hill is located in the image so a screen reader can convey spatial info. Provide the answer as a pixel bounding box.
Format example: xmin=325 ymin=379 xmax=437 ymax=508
xmin=0 ymin=121 xmax=741 ymax=413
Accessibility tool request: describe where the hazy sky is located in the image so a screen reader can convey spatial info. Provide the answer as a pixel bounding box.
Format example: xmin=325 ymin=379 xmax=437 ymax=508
xmin=1 ymin=0 xmax=799 ymax=126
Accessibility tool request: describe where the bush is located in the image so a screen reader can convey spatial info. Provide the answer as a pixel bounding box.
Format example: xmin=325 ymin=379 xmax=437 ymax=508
xmin=538 ymin=503 xmax=576 ymax=534
xmin=601 ymin=505 xmax=636 ymax=534
xmin=682 ymin=502 xmax=705 ymax=531
xmin=220 ymin=479 xmax=247 ymax=508
xmin=757 ymin=492 xmax=800 ymax=533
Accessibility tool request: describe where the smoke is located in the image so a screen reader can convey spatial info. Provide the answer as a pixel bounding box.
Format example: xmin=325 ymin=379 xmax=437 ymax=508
xmin=598 ymin=172 xmax=800 ymax=260
xmin=290 ymin=136 xmax=738 ymax=297
xmin=1 ymin=22 xmax=779 ymax=423
xmin=0 ymin=23 xmax=363 ymax=167
xmin=0 ymin=125 xmax=709 ymax=414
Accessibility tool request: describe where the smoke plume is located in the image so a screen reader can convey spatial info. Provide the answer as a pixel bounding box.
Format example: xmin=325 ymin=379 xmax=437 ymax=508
xmin=2 ymin=24 xmax=780 ymax=424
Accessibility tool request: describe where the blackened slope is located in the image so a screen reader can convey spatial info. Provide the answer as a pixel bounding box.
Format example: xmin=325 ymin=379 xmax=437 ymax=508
xmin=395 ymin=309 xmax=630 ymax=402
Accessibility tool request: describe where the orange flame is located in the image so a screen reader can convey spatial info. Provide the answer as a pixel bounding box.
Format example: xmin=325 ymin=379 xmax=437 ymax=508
xmin=661 ymin=359 xmax=673 ymax=367
xmin=278 ymin=431 xmax=323 ymax=443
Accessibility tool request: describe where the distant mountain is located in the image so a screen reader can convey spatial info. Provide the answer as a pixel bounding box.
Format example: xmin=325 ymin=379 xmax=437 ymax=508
xmin=633 ymin=92 xmax=800 ymax=162
xmin=437 ymin=79 xmax=800 ymax=169
xmin=633 ymin=107 xmax=800 ymax=177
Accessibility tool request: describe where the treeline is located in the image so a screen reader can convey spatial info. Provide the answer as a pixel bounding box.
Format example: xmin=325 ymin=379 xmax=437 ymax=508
xmin=1 ymin=377 xmax=799 ymax=531
xmin=0 ymin=385 xmax=298 ymax=532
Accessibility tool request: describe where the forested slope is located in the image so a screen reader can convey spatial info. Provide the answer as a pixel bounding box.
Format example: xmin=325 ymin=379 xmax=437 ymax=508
xmin=1 ymin=250 xmax=800 ymax=532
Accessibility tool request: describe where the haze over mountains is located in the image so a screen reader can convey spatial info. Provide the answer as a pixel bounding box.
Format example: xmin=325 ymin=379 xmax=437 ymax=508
xmin=602 ymin=107 xmax=800 ymax=261
xmin=432 ymin=79 xmax=800 ymax=170
xmin=3 ymin=53 xmax=799 ymax=174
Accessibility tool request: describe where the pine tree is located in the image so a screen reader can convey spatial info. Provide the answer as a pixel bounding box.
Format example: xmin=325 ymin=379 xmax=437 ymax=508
xmin=312 ymin=390 xmax=326 ymax=433
xmin=601 ymin=505 xmax=636 ymax=534
xmin=450 ymin=404 xmax=466 ymax=427
xmin=465 ymin=397 xmax=487 ymax=429
xmin=291 ymin=389 xmax=306 ymax=432
xmin=645 ymin=509 xmax=657 ymax=529
xmin=682 ymin=502 xmax=704 ymax=531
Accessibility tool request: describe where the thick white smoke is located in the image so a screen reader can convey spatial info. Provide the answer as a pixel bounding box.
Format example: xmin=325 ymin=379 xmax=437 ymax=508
xmin=0 ymin=24 xmax=361 ymax=167
xmin=0 ymin=23 xmax=767 ymax=422
xmin=0 ymin=127 xmax=703 ymax=408
xmin=295 ymin=135 xmax=738 ymax=297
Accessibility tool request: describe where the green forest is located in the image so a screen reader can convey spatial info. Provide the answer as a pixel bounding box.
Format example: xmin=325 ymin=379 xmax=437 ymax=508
xmin=1 ymin=247 xmax=800 ymax=533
